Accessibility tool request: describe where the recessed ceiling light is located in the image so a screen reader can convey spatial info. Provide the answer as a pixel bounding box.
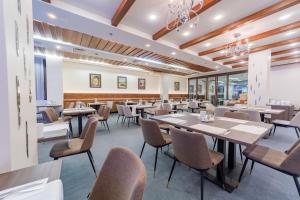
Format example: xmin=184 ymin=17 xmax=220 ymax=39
xmin=182 ymin=31 xmax=191 ymax=36
xmin=290 ymin=43 xmax=298 ymax=47
xmin=171 ymin=52 xmax=176 ymax=55
xmin=214 ymin=14 xmax=224 ymax=21
xmin=285 ymin=31 xmax=296 ymax=36
xmin=205 ymin=43 xmax=211 ymax=47
xmin=145 ymin=44 xmax=151 ymax=48
xmin=279 ymin=14 xmax=291 ymax=21
xmin=240 ymin=61 xmax=246 ymax=64
xmin=220 ymin=50 xmax=225 ymax=54
xmin=149 ymin=14 xmax=157 ymax=21
xmin=56 ymin=45 xmax=61 ymax=49
xmin=47 ymin=13 xmax=57 ymax=19
xmin=293 ymin=51 xmax=300 ymax=54
xmin=248 ymin=43 xmax=254 ymax=47
xmin=215 ymin=65 xmax=219 ymax=69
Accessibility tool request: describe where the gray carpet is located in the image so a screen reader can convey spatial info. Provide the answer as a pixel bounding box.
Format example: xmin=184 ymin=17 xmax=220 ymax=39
xmin=38 ymin=114 xmax=300 ymax=200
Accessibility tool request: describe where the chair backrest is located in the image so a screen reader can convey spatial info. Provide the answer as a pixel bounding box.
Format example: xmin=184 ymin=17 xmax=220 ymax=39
xmin=161 ymin=103 xmax=172 ymax=111
xmin=80 ymin=117 xmax=98 ymax=151
xmin=123 ymin=106 xmax=133 ymax=117
xmin=89 ymin=147 xmax=147 ymax=200
xmin=224 ymin=111 xmax=249 ymax=120
xmin=290 ymin=111 xmax=300 ymax=127
xmin=42 ymin=107 xmax=59 ymax=123
xmin=106 ymin=101 xmax=113 ymax=109
xmin=214 ymin=107 xmax=229 ymax=117
xmin=68 ymin=102 xmax=75 ymax=108
xmin=170 ymin=128 xmax=213 ymax=170
xmin=188 ymin=101 xmax=198 ymax=109
xmin=239 ymin=109 xmax=261 ymax=122
xmin=98 ymin=105 xmax=105 ymax=116
xmin=154 ymin=109 xmax=169 ymax=116
xmin=102 ymin=107 xmax=111 ymax=120
xmin=281 ymin=139 xmax=300 ymax=176
xmin=116 ymin=104 xmax=124 ymax=115
xmin=139 ymin=118 xmax=166 ymax=147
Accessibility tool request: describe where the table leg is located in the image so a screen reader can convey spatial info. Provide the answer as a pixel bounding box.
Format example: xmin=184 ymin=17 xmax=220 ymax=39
xmin=228 ymin=142 xmax=236 ymax=169
xmin=140 ymin=108 xmax=145 ymax=118
xmin=78 ymin=115 xmax=83 ymax=136
xmin=260 ymin=113 xmax=265 ymax=122
xmin=217 ymin=139 xmax=226 ymax=182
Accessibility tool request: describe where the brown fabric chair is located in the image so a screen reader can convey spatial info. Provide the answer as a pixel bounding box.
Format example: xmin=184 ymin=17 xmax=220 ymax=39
xmin=42 ymin=107 xmax=73 ymax=133
xmin=50 ymin=117 xmax=98 ymax=176
xmin=154 ymin=109 xmax=171 ymax=133
xmin=89 ymin=107 xmax=111 ymax=133
xmin=272 ymin=111 xmax=300 ymax=138
xmin=223 ymin=111 xmax=250 ymax=162
xmin=168 ymin=128 xmax=224 ymax=200
xmin=88 ymin=147 xmax=147 ymax=200
xmin=239 ymin=140 xmax=300 ymax=196
xmin=139 ymin=118 xmax=172 ymax=176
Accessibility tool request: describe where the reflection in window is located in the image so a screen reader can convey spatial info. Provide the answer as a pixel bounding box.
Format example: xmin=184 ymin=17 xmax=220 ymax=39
xmin=217 ymin=75 xmax=227 ymax=105
xmin=228 ymin=73 xmax=248 ymax=102
xmin=188 ymin=79 xmax=196 ymax=99
xmin=197 ymin=78 xmax=207 ymax=100
xmin=208 ymin=77 xmax=216 ymax=104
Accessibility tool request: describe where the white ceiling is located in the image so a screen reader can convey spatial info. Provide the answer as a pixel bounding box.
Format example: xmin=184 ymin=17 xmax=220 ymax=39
xmin=33 ymin=0 xmax=300 ymax=74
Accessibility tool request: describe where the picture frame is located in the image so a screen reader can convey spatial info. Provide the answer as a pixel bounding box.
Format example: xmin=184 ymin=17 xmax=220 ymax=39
xmin=174 ymin=81 xmax=180 ymax=91
xmin=138 ymin=78 xmax=146 ymax=90
xmin=117 ymin=76 xmax=127 ymax=89
xmin=89 ymin=73 xmax=101 ymax=88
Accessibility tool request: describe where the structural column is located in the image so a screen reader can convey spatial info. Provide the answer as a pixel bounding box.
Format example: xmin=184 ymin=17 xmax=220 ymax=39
xmin=247 ymin=50 xmax=271 ymax=107
xmin=0 ymin=0 xmax=37 ymax=173
xmin=160 ymin=74 xmax=170 ymax=101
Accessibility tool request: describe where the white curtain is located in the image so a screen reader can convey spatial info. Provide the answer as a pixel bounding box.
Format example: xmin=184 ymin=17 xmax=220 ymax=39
xmin=34 ymin=56 xmax=46 ymax=100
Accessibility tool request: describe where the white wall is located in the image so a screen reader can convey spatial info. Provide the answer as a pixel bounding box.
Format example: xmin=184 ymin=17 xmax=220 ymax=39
xmin=0 ymin=0 xmax=37 ymax=173
xmin=46 ymin=56 xmax=64 ymax=105
xmin=270 ymin=63 xmax=300 ymax=107
xmin=62 ymin=60 xmax=188 ymax=95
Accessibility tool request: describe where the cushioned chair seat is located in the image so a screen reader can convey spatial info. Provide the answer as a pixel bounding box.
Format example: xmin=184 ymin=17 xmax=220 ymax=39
xmin=243 ymin=145 xmax=287 ymax=169
xmin=209 ymin=150 xmax=224 ymax=166
xmin=159 ymin=123 xmax=170 ymax=130
xmin=62 ymin=116 xmax=72 ymax=121
xmin=273 ymin=119 xmax=291 ymax=126
xmin=162 ymin=133 xmax=172 ymax=145
xmin=50 ymin=138 xmax=83 ymax=158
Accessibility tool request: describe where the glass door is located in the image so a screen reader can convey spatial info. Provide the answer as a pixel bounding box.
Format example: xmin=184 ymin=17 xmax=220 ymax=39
xmin=217 ymin=75 xmax=227 ymax=105
xmin=208 ymin=77 xmax=216 ymax=104
xmin=197 ymin=78 xmax=207 ymax=100
xmin=188 ymin=79 xmax=197 ymax=99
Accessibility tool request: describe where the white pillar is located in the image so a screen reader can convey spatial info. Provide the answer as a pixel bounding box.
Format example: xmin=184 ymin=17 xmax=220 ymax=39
xmin=0 ymin=0 xmax=37 ymax=173
xmin=248 ymin=50 xmax=271 ymax=107
xmin=160 ymin=74 xmax=170 ymax=101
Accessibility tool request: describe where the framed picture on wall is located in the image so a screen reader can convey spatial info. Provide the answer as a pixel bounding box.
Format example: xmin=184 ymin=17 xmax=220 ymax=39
xmin=117 ymin=76 xmax=127 ymax=89
xmin=89 ymin=73 xmax=101 ymax=88
xmin=174 ymin=81 xmax=180 ymax=91
xmin=138 ymin=78 xmax=146 ymax=90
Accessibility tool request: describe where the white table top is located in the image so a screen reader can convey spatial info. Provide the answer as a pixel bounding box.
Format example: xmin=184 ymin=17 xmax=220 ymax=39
xmin=63 ymin=107 xmax=96 ymax=115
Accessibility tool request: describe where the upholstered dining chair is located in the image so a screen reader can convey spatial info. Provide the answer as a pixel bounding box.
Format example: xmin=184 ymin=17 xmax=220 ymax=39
xmin=139 ymin=118 xmax=172 ymax=177
xmin=116 ymin=104 xmax=125 ymax=124
xmin=240 ymin=109 xmax=261 ymax=122
xmin=223 ymin=111 xmax=250 ymax=162
xmin=50 ymin=117 xmax=98 ymax=176
xmin=167 ymin=128 xmax=224 ymax=200
xmin=68 ymin=102 xmax=75 ymax=108
xmin=214 ymin=107 xmax=230 ymax=117
xmin=89 ymin=107 xmax=111 ymax=133
xmin=161 ymin=103 xmax=176 ymax=113
xmin=42 ymin=107 xmax=73 ymax=133
xmin=272 ymin=111 xmax=300 ymax=138
xmin=88 ymin=147 xmax=147 ymax=200
xmin=154 ymin=109 xmax=171 ymax=133
xmin=123 ymin=106 xmax=139 ymax=127
xmin=239 ymin=139 xmax=300 ymax=196
xmin=188 ymin=101 xmax=200 ymax=113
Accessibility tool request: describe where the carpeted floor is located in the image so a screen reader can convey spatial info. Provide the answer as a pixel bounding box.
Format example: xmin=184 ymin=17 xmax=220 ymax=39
xmin=38 ymin=113 xmax=300 ymax=200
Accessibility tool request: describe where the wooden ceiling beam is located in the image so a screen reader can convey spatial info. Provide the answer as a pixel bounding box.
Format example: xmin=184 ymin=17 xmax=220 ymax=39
xmin=272 ymin=61 xmax=300 ymax=67
xmin=272 ymin=54 xmax=300 ymax=62
xmin=223 ymin=58 xmax=248 ymax=65
xmin=180 ymin=0 xmax=300 ymax=49
xmin=42 ymin=0 xmax=51 ymax=3
xmin=152 ymin=0 xmax=221 ymax=40
xmin=206 ymin=20 xmax=300 ymax=58
xmin=111 ymin=0 xmax=135 ymax=26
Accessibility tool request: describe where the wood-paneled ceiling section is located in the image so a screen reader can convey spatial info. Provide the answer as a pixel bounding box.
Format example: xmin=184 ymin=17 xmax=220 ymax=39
xmin=34 ymin=47 xmax=189 ymax=76
xmin=33 ymin=20 xmax=213 ymax=73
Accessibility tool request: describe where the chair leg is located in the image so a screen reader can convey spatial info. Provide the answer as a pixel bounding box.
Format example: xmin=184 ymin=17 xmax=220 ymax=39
xmin=217 ymin=164 xmax=225 ymax=187
xmin=140 ymin=142 xmax=146 ymax=158
xmin=68 ymin=121 xmax=73 ymax=135
xmin=239 ymin=144 xmax=243 ymax=162
xmin=273 ymin=125 xmax=277 ymax=135
xmin=200 ymin=171 xmax=205 ymax=200
xmin=167 ymin=158 xmax=177 ymax=188
xmin=128 ymin=118 xmax=130 ymax=127
xmin=238 ymin=157 xmax=249 ymax=182
xmin=213 ymin=138 xmax=217 ymax=150
xmin=54 ymin=157 xmax=58 ymax=160
xmin=293 ymin=176 xmax=300 ymax=196
xmin=250 ymin=160 xmax=255 ymax=174
xmin=105 ymin=121 xmax=110 ymax=133
xmin=87 ymin=150 xmax=97 ymax=177
xmin=295 ymin=127 xmax=300 ymax=138
xmin=154 ymin=147 xmax=159 ymax=177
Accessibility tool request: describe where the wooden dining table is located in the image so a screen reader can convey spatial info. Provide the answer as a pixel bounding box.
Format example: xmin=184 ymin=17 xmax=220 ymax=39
xmin=63 ymin=107 xmax=96 ymax=136
xmin=129 ymin=104 xmax=155 ymax=118
xmin=150 ymin=113 xmax=273 ymax=192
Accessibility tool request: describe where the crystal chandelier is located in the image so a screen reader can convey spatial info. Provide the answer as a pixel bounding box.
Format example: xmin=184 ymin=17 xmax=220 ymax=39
xmin=166 ymin=0 xmax=204 ymax=31
xmin=225 ymin=33 xmax=251 ymax=57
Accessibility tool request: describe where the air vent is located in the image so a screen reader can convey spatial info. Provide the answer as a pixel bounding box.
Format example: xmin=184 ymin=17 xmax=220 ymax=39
xmin=73 ymin=48 xmax=85 ymax=53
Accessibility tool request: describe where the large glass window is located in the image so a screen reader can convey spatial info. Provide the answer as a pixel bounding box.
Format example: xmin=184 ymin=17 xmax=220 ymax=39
xmin=217 ymin=75 xmax=227 ymax=105
xmin=188 ymin=79 xmax=197 ymax=99
xmin=228 ymin=73 xmax=248 ymax=102
xmin=208 ymin=77 xmax=216 ymax=103
xmin=197 ymin=78 xmax=207 ymax=100
xmin=35 ymin=56 xmax=47 ymax=100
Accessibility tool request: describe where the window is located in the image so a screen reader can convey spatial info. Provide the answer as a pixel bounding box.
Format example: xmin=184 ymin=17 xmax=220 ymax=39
xmin=188 ymin=79 xmax=196 ymax=99
xmin=228 ymin=73 xmax=248 ymax=101
xmin=217 ymin=75 xmax=227 ymax=105
xmin=197 ymin=78 xmax=207 ymax=100
xmin=35 ymin=56 xmax=47 ymax=100
xmin=208 ymin=77 xmax=216 ymax=103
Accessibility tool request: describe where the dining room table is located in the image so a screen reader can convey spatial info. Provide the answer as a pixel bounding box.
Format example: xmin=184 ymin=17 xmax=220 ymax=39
xmin=129 ymin=104 xmax=156 ymax=118
xmin=63 ymin=107 xmax=96 ymax=136
xmin=87 ymin=102 xmax=107 ymax=110
xmin=150 ymin=112 xmax=273 ymax=193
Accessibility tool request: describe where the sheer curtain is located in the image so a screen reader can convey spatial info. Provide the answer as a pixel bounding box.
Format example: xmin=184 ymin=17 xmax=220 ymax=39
xmin=34 ymin=56 xmax=46 ymax=100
